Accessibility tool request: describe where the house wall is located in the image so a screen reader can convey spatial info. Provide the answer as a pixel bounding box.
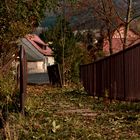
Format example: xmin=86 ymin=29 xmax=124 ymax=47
xmin=27 ymin=56 xmax=55 ymax=73
xmin=47 ymin=56 xmax=55 ymax=66
xmin=28 ymin=61 xmax=45 ymax=73
xmin=103 ymin=27 xmax=140 ymax=56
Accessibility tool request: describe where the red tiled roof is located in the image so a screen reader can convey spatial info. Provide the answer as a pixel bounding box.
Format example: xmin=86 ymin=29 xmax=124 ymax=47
xmin=25 ymin=34 xmax=53 ymax=56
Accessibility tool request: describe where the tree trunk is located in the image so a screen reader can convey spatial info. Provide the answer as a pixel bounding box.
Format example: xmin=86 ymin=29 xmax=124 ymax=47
xmin=123 ymin=0 xmax=132 ymax=49
xmin=108 ymin=28 xmax=113 ymax=55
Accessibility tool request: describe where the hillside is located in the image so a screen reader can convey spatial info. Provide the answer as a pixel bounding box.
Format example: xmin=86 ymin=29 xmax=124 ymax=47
xmin=39 ymin=0 xmax=140 ymax=31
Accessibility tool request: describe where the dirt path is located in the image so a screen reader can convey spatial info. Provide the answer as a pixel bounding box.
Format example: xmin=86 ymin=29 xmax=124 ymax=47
xmin=7 ymin=85 xmax=138 ymax=140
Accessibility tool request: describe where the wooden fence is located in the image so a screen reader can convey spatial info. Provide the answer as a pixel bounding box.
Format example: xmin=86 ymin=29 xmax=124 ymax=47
xmin=80 ymin=43 xmax=140 ymax=101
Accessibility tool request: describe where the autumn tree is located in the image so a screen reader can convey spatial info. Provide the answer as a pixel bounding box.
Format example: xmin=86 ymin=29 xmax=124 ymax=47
xmin=93 ymin=0 xmax=140 ymax=54
xmin=0 ymin=0 xmax=59 ymax=68
xmin=71 ymin=0 xmax=140 ymax=55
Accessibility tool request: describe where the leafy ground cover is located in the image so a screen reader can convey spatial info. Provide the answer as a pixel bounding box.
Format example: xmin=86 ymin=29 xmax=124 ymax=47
xmin=1 ymin=85 xmax=140 ymax=140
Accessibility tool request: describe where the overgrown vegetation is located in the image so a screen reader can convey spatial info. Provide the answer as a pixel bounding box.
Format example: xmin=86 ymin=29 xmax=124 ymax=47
xmin=0 ymin=1 xmax=140 ymax=139
xmin=40 ymin=16 xmax=92 ymax=83
xmin=0 ymin=70 xmax=20 ymax=136
xmin=0 ymin=70 xmax=18 ymax=108
xmin=0 ymin=85 xmax=139 ymax=139
xmin=0 ymin=0 xmax=60 ymax=67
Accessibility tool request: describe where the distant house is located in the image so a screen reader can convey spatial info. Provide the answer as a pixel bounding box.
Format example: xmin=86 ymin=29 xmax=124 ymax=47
xmin=103 ymin=25 xmax=140 ymax=56
xmin=19 ymin=34 xmax=54 ymax=73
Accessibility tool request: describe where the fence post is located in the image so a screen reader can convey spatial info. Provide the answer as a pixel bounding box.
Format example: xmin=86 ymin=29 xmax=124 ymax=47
xmin=123 ymin=50 xmax=126 ymax=101
xmin=109 ymin=56 xmax=112 ymax=102
xmin=20 ymin=46 xmax=27 ymax=115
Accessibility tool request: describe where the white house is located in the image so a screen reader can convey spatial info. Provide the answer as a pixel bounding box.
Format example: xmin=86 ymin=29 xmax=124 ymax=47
xmin=19 ymin=34 xmax=54 ymax=73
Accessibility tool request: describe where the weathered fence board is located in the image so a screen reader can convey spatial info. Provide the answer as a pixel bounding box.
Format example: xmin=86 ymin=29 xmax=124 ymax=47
xmin=80 ymin=43 xmax=140 ymax=101
xmin=20 ymin=46 xmax=27 ymax=115
xmin=47 ymin=64 xmax=62 ymax=87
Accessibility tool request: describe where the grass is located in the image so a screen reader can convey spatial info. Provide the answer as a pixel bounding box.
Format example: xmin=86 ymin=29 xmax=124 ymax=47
xmin=0 ymin=85 xmax=140 ymax=140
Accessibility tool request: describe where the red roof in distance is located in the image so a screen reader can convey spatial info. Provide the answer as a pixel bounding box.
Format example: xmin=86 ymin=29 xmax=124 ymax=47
xmin=25 ymin=34 xmax=53 ymax=56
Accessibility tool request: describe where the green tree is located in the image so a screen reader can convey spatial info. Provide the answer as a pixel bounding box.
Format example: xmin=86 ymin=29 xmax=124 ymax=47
xmin=41 ymin=16 xmax=92 ymax=84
